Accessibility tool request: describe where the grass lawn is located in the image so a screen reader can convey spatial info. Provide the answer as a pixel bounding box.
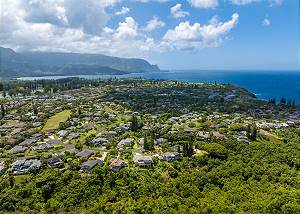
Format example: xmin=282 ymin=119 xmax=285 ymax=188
xmin=42 ymin=110 xmax=71 ymax=131
xmin=14 ymin=175 xmax=30 ymax=184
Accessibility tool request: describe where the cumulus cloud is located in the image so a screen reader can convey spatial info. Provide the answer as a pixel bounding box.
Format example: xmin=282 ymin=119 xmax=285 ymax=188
xmin=162 ymin=13 xmax=239 ymax=50
xmin=19 ymin=0 xmax=121 ymax=35
xmin=187 ymin=0 xmax=219 ymax=9
xmin=115 ymin=7 xmax=130 ymax=15
xmin=143 ymin=17 xmax=166 ymax=32
xmin=171 ymin=4 xmax=190 ymax=19
xmin=0 ymin=0 xmax=240 ymax=57
xmin=0 ymin=0 xmax=157 ymax=57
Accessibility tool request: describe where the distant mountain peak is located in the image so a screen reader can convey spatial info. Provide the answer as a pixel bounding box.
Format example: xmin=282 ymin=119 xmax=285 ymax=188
xmin=0 ymin=47 xmax=160 ymax=78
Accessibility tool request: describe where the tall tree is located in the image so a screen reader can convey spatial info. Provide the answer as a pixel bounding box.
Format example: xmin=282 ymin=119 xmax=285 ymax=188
xmin=130 ymin=116 xmax=142 ymax=132
xmin=1 ymin=104 xmax=5 ymax=118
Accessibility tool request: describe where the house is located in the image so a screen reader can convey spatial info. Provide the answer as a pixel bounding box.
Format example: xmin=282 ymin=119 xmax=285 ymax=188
xmin=47 ymin=140 xmax=63 ymax=145
xmin=76 ymin=149 xmax=93 ymax=159
xmin=212 ymin=131 xmax=225 ymax=138
xmin=98 ymin=119 xmax=108 ymax=125
xmin=162 ymin=152 xmax=180 ymax=162
xmin=32 ymin=143 xmax=53 ymax=151
xmin=19 ymin=138 xmax=39 ymax=146
xmin=133 ymin=155 xmax=153 ymax=167
xmin=107 ymin=131 xmax=117 ymax=139
xmin=58 ymin=130 xmax=68 ymax=138
xmin=154 ymin=138 xmax=168 ymax=145
xmin=9 ymin=159 xmax=41 ymax=174
xmin=67 ymin=132 xmax=79 ymax=140
xmin=109 ymin=158 xmax=127 ymax=171
xmin=80 ymin=160 xmax=103 ymax=173
xmin=224 ymin=94 xmax=236 ymax=101
xmin=9 ymin=145 xmax=26 ymax=154
xmin=47 ymin=156 xmax=63 ymax=168
xmin=117 ymin=138 xmax=134 ymax=149
xmin=197 ymin=131 xmax=210 ymax=141
xmin=91 ymin=138 xmax=108 ymax=146
xmin=115 ymin=126 xmax=129 ymax=133
xmin=108 ymin=114 xmax=117 ymax=120
xmin=82 ymin=123 xmax=94 ymax=132
xmin=32 ymin=122 xmax=43 ymax=127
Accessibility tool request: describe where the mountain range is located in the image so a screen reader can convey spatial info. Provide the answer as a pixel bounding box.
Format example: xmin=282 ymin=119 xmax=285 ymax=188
xmin=0 ymin=47 xmax=160 ymax=78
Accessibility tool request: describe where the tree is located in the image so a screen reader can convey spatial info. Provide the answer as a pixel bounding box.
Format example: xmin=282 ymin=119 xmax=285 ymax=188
xmin=269 ymin=98 xmax=276 ymax=105
xmin=130 ymin=116 xmax=142 ymax=132
xmin=280 ymin=97 xmax=286 ymax=105
xmin=9 ymin=174 xmax=15 ymax=188
xmin=33 ymin=101 xmax=38 ymax=115
xmin=143 ymin=135 xmax=154 ymax=151
xmin=247 ymin=123 xmax=257 ymax=141
xmin=1 ymin=104 xmax=5 ymax=118
xmin=183 ymin=141 xmax=194 ymax=157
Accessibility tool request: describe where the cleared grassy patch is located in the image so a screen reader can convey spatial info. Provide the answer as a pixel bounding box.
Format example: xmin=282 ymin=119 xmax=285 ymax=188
xmin=43 ymin=110 xmax=71 ymax=131
xmin=14 ymin=175 xmax=30 ymax=184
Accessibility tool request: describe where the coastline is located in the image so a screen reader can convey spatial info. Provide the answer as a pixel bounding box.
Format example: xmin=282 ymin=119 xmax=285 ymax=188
xmin=15 ymin=70 xmax=300 ymax=104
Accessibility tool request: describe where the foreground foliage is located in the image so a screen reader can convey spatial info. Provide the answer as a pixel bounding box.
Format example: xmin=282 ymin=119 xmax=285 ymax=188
xmin=0 ymin=137 xmax=299 ymax=213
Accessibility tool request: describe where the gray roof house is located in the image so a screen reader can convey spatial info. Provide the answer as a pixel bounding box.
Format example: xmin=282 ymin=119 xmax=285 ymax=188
xmin=20 ymin=138 xmax=39 ymax=146
xmin=154 ymin=138 xmax=168 ymax=145
xmin=80 ymin=160 xmax=103 ymax=173
xmin=10 ymin=159 xmax=41 ymax=174
xmin=32 ymin=143 xmax=53 ymax=151
xmin=58 ymin=130 xmax=68 ymax=138
xmin=47 ymin=156 xmax=63 ymax=168
xmin=91 ymin=138 xmax=108 ymax=146
xmin=9 ymin=145 xmax=27 ymax=154
xmin=115 ymin=126 xmax=129 ymax=133
xmin=162 ymin=152 xmax=180 ymax=162
xmin=76 ymin=150 xmax=94 ymax=159
xmin=107 ymin=131 xmax=118 ymax=139
xmin=117 ymin=138 xmax=134 ymax=150
xmin=133 ymin=155 xmax=153 ymax=167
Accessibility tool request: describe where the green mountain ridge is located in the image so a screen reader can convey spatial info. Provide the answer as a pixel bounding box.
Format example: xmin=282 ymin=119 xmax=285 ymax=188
xmin=0 ymin=47 xmax=160 ymax=78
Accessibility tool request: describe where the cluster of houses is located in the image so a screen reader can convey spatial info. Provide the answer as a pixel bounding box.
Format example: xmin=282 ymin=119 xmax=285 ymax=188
xmin=0 ymin=79 xmax=299 ymax=176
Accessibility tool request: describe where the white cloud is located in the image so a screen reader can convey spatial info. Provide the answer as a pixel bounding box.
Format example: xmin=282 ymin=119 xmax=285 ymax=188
xmin=114 ymin=17 xmax=138 ymax=39
xmin=231 ymin=0 xmax=284 ymax=5
xmin=269 ymin=0 xmax=284 ymax=6
xmin=171 ymin=4 xmax=190 ymax=19
xmin=230 ymin=0 xmax=259 ymax=5
xmin=0 ymin=0 xmax=240 ymax=57
xmin=18 ymin=0 xmax=122 ymax=35
xmin=162 ymin=13 xmax=239 ymax=50
xmin=262 ymin=18 xmax=271 ymax=26
xmin=115 ymin=7 xmax=130 ymax=15
xmin=187 ymin=0 xmax=219 ymax=9
xmin=0 ymin=0 xmax=158 ymax=57
xmin=143 ymin=16 xmax=166 ymax=32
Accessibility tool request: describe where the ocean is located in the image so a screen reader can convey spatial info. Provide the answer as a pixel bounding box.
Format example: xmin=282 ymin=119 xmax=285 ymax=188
xmin=19 ymin=70 xmax=300 ymax=104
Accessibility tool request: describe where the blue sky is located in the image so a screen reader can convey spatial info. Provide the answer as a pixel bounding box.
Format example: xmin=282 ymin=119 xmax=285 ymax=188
xmin=0 ymin=0 xmax=299 ymax=70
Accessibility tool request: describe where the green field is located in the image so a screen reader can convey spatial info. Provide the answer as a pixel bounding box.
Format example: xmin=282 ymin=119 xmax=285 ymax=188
xmin=42 ymin=110 xmax=71 ymax=131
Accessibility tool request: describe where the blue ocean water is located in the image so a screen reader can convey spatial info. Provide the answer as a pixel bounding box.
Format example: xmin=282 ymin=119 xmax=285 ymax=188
xmin=19 ymin=70 xmax=300 ymax=104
